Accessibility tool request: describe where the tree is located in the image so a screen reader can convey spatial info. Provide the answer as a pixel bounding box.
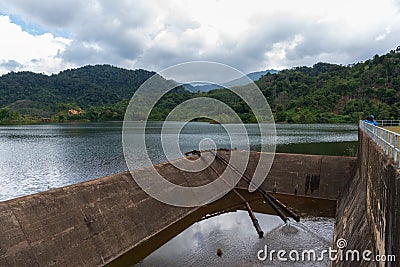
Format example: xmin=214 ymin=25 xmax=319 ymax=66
xmin=0 ymin=108 xmax=21 ymax=122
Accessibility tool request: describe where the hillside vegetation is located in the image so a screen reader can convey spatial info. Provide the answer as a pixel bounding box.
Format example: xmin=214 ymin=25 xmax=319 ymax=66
xmin=1 ymin=50 xmax=399 ymax=124
xmin=198 ymin=50 xmax=400 ymax=123
xmin=256 ymin=50 xmax=400 ymax=123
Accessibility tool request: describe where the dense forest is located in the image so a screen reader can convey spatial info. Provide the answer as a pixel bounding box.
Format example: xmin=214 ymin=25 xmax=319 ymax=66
xmin=256 ymin=49 xmax=400 ymax=123
xmin=1 ymin=49 xmax=400 ymax=124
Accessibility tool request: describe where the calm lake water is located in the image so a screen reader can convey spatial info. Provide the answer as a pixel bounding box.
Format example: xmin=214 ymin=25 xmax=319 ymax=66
xmin=0 ymin=122 xmax=357 ymax=266
xmin=0 ymin=122 xmax=357 ymax=201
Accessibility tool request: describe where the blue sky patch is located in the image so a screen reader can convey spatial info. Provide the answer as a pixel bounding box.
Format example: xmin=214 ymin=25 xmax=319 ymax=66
xmin=1 ymin=13 xmax=70 ymax=38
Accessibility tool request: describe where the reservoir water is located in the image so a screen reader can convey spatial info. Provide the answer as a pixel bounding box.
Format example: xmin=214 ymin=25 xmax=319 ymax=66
xmin=0 ymin=122 xmax=357 ymax=266
xmin=0 ymin=122 xmax=357 ymax=201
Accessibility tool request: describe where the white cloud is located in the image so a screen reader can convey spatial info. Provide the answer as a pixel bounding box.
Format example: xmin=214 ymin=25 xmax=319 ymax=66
xmin=0 ymin=0 xmax=399 ymax=74
xmin=375 ymin=27 xmax=392 ymax=41
xmin=0 ymin=15 xmax=72 ymax=74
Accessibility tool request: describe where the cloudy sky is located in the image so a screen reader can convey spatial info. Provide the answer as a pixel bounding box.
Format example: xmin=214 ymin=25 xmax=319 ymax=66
xmin=0 ymin=0 xmax=399 ymax=75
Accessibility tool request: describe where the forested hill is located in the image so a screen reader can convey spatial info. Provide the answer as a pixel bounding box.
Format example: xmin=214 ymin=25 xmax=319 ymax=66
xmin=0 ymin=65 xmax=155 ymax=116
xmin=254 ymin=50 xmax=400 ymax=122
xmin=1 ymin=50 xmax=400 ymax=124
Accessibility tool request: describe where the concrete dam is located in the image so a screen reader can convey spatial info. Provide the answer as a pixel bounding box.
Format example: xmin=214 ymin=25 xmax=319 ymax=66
xmin=0 ymin=122 xmax=399 ymax=266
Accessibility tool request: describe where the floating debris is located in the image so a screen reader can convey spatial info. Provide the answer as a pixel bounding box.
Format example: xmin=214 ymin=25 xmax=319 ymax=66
xmin=216 ymin=248 xmax=223 ymax=256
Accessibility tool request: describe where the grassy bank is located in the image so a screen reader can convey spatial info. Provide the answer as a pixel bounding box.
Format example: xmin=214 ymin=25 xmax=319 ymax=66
xmin=384 ymin=126 xmax=400 ymax=134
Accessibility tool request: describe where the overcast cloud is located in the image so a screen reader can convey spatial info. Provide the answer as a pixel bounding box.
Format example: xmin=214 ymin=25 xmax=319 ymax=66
xmin=0 ymin=0 xmax=399 ymax=75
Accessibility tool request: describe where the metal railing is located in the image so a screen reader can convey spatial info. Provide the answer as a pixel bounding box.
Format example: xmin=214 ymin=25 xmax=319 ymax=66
xmin=376 ymin=120 xmax=400 ymax=127
xmin=360 ymin=120 xmax=400 ymax=168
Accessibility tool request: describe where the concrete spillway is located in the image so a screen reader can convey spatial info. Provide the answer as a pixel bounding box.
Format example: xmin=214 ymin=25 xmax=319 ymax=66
xmin=0 ymin=126 xmax=398 ymax=266
xmin=0 ymin=151 xmax=354 ymax=266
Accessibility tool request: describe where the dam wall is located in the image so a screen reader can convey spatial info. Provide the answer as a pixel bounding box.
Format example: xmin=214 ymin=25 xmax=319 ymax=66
xmin=0 ymin=151 xmax=355 ymax=266
xmin=333 ymin=128 xmax=400 ymax=266
xmin=238 ymin=152 xmax=355 ymax=199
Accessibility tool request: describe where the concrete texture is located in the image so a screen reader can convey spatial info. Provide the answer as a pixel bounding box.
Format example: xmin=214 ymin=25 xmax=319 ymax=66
xmin=237 ymin=152 xmax=356 ymax=199
xmin=333 ymin=129 xmax=400 ymax=266
xmin=0 ymin=172 xmax=195 ymax=266
xmin=0 ymin=151 xmax=356 ymax=266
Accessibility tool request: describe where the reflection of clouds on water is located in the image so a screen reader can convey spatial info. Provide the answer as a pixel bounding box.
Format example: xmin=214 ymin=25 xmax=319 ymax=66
xmin=137 ymin=212 xmax=333 ymax=267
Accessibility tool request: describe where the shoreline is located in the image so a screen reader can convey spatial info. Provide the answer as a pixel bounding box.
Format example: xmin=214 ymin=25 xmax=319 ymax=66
xmin=0 ymin=119 xmax=360 ymax=127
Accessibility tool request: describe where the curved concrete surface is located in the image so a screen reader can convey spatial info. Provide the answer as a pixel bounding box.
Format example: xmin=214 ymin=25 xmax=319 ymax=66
xmin=0 ymin=151 xmax=356 ymax=266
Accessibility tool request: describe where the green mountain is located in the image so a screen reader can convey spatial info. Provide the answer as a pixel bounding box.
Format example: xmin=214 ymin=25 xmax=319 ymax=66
xmin=255 ymin=50 xmax=400 ymax=123
xmin=1 ymin=50 xmax=400 ymax=124
xmin=0 ymin=65 xmax=155 ymax=116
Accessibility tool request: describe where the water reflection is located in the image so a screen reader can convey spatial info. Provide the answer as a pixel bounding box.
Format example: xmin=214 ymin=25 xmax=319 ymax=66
xmin=136 ymin=211 xmax=333 ymax=267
